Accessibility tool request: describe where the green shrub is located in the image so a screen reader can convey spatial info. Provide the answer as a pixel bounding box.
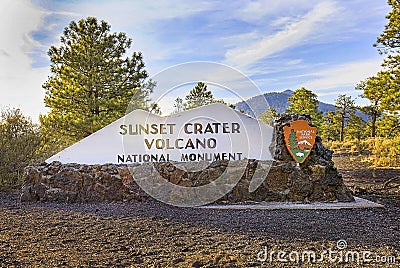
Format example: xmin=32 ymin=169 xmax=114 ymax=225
xmin=0 ymin=108 xmax=42 ymax=187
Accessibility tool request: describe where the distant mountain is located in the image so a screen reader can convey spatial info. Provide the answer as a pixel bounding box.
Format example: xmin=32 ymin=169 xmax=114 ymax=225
xmin=235 ymin=90 xmax=368 ymax=121
xmin=236 ymin=90 xmax=296 ymax=117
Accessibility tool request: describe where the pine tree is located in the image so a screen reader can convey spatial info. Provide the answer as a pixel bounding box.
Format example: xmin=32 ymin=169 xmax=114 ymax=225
xmin=41 ymin=17 xmax=154 ymax=142
xmin=345 ymin=114 xmax=367 ymax=141
xmin=334 ymin=94 xmax=356 ymax=142
xmin=286 ymin=87 xmax=323 ymax=130
xmin=356 ymin=71 xmax=389 ymax=137
xmin=376 ymin=112 xmax=400 ymax=138
xmin=375 ymin=0 xmax=400 ymax=54
xmin=173 ymin=97 xmax=184 ymax=113
xmin=184 ymin=82 xmax=214 ymax=110
xmin=323 ymin=111 xmax=341 ymax=141
xmin=372 ymin=0 xmax=400 ymax=111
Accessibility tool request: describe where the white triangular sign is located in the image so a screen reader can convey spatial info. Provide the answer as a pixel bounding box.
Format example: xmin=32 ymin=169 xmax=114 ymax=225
xmin=46 ymin=103 xmax=274 ymax=164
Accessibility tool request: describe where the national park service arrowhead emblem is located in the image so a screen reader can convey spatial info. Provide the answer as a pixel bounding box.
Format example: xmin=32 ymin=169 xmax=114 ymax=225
xmin=283 ymin=120 xmax=317 ymax=163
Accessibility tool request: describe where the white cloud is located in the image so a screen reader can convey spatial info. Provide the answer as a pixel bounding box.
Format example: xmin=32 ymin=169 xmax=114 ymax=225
xmin=303 ymin=58 xmax=383 ymax=91
xmin=0 ymin=0 xmax=48 ymax=121
xmin=225 ymin=1 xmax=339 ymax=67
xmin=270 ymin=17 xmax=295 ymax=28
xmin=66 ymin=0 xmax=213 ymax=26
xmin=235 ymin=0 xmax=317 ymax=23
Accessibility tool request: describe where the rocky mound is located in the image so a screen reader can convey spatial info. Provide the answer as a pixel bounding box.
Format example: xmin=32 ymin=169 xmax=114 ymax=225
xmin=21 ymin=162 xmax=147 ymax=203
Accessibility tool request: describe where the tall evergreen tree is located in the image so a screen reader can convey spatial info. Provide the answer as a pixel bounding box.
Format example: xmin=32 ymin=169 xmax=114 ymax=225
xmin=323 ymin=111 xmax=341 ymax=141
xmin=173 ymin=97 xmax=184 ymax=113
xmin=184 ymin=82 xmax=214 ymax=110
xmin=376 ymin=112 xmax=400 ymax=138
xmin=379 ymin=57 xmax=400 ymax=111
xmin=334 ymin=94 xmax=356 ymax=142
xmin=41 ymin=17 xmax=154 ymax=142
xmin=356 ymin=71 xmax=389 ymax=137
xmin=355 ymin=0 xmax=400 ymax=140
xmin=372 ymin=0 xmax=400 ymax=111
xmin=345 ymin=114 xmax=367 ymax=141
xmin=375 ymin=0 xmax=400 ymax=54
xmin=286 ymin=87 xmax=323 ymax=129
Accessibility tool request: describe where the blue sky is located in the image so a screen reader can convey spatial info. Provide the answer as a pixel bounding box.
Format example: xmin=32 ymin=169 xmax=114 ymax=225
xmin=0 ymin=0 xmax=391 ymax=120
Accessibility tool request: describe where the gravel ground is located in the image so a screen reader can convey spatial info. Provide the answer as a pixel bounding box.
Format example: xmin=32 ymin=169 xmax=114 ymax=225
xmin=0 ymin=158 xmax=399 ymax=267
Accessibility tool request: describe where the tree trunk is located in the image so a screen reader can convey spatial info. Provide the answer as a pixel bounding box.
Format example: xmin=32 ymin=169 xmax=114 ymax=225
xmin=371 ymin=112 xmax=377 ymax=138
xmin=340 ymin=115 xmax=345 ymax=142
